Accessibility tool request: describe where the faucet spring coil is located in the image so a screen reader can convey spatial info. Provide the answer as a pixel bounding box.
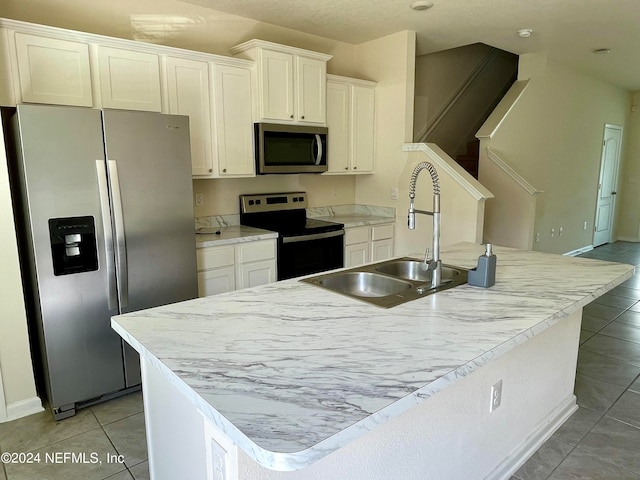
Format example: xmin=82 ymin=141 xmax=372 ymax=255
xmin=409 ymin=161 xmax=440 ymax=197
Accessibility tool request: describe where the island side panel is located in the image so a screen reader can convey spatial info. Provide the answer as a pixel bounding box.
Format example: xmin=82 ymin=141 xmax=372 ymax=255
xmin=138 ymin=308 xmax=582 ymax=479
xmin=234 ymin=309 xmax=582 ymax=480
xmin=141 ymin=358 xmax=209 ymax=480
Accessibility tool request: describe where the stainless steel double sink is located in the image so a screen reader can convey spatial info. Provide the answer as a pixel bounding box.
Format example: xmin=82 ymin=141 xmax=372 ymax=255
xmin=301 ymin=257 xmax=468 ymax=308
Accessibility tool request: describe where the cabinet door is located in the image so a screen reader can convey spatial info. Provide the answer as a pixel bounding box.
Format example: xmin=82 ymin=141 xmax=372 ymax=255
xmin=345 ymin=243 xmax=369 ymax=268
xmin=296 ymin=56 xmax=325 ymax=124
xmin=198 ymin=266 xmax=236 ymax=297
xmin=259 ymin=50 xmax=294 ymax=121
xmin=211 ymin=64 xmax=255 ymax=176
xmin=351 ymin=86 xmax=375 ymax=173
xmin=326 ymin=81 xmax=350 ymax=173
xmin=0 ymin=28 xmax=15 ymax=105
xmin=237 ymin=260 xmax=276 ymax=289
xmin=97 ymin=46 xmax=161 ymax=112
xmin=14 ymin=32 xmax=92 ymax=106
xmin=371 ymin=238 xmax=394 ymax=263
xmin=166 ymin=57 xmax=213 ymax=176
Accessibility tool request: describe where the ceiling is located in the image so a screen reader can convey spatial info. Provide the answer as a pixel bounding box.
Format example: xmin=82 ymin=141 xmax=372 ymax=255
xmin=177 ymin=0 xmax=640 ymax=92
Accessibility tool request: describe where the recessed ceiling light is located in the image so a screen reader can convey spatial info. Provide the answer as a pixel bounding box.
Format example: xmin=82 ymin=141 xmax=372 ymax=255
xmin=593 ymin=48 xmax=611 ymax=54
xmin=517 ymin=29 xmax=533 ymax=38
xmin=410 ymin=1 xmax=434 ymax=11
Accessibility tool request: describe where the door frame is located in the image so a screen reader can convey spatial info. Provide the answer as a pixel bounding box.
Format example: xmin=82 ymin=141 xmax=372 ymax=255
xmin=593 ymin=123 xmax=623 ymax=247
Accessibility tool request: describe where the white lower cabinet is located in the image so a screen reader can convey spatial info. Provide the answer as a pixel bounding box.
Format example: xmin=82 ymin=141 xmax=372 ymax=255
xmin=344 ymin=223 xmax=395 ymax=268
xmin=197 ymin=239 xmax=276 ymax=297
xmin=196 ymin=245 xmax=235 ymax=297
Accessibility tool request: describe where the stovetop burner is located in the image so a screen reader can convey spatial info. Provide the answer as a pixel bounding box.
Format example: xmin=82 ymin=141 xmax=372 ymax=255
xmin=239 ymin=192 xmax=343 ymax=236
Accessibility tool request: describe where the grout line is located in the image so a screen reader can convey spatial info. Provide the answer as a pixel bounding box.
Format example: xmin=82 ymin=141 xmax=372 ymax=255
xmin=543 ymin=245 xmax=640 ymax=478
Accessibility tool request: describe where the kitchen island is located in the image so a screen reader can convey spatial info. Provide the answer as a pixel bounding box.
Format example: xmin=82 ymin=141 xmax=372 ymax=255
xmin=112 ymin=243 xmax=633 ymax=480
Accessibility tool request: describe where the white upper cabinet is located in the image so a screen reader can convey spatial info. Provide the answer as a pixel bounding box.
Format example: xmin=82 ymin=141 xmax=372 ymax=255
xmin=260 ymin=50 xmax=295 ymax=121
xmin=326 ymin=75 xmax=377 ymax=174
xmin=12 ymin=32 xmax=93 ymax=106
xmin=96 ymin=45 xmax=162 ymax=112
xmin=0 ymin=28 xmax=16 ymax=105
xmin=351 ymin=85 xmax=376 ymax=173
xmin=230 ymin=39 xmax=331 ymax=125
xmin=296 ymin=56 xmax=326 ymax=124
xmin=326 ymin=81 xmax=350 ymax=172
xmin=210 ymin=63 xmax=255 ymax=177
xmin=165 ymin=56 xmax=213 ymax=176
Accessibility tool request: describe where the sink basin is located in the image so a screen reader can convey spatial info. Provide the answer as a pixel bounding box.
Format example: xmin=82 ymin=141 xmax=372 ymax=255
xmin=376 ymin=260 xmax=462 ymax=284
xmin=318 ymin=272 xmax=412 ymax=298
xmin=301 ymin=257 xmax=468 ymax=308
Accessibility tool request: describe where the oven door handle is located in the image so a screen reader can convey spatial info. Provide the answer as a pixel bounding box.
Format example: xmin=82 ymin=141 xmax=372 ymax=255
xmin=282 ymin=229 xmax=344 ymax=244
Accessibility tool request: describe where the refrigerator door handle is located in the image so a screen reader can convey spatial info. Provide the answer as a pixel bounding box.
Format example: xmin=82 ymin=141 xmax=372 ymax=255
xmin=107 ymin=160 xmax=129 ymax=309
xmin=96 ymin=160 xmax=118 ymax=311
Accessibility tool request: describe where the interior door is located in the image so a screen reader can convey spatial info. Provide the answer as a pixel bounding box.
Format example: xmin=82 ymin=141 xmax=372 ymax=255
xmin=593 ymin=124 xmax=622 ymax=247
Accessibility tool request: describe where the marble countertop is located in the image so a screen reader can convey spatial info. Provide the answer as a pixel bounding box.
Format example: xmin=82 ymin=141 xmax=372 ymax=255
xmin=307 ymin=204 xmax=395 ymax=228
xmin=112 ymin=243 xmax=633 ymax=471
xmin=196 ymin=225 xmax=277 ymax=248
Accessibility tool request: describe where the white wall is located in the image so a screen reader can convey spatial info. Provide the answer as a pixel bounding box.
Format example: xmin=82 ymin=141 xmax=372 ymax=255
xmin=0 ymin=119 xmax=41 ymax=422
xmin=481 ymin=56 xmax=631 ymax=254
xmin=349 ymin=31 xmax=417 ymax=254
xmin=414 ymin=43 xmax=493 ymax=141
xmin=193 ymin=175 xmax=356 ymax=218
xmin=617 ymin=91 xmax=640 ymax=241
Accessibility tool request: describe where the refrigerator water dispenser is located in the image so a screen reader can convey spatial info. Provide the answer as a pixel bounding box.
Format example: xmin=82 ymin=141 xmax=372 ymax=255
xmin=48 ymin=216 xmax=98 ymax=275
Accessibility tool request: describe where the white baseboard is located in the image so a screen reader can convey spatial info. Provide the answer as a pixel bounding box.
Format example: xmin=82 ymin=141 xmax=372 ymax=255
xmin=2 ymin=396 xmax=44 ymax=423
xmin=564 ymin=245 xmax=593 ymax=256
xmin=617 ymin=236 xmax=640 ymax=243
xmin=484 ymin=394 xmax=578 ymax=480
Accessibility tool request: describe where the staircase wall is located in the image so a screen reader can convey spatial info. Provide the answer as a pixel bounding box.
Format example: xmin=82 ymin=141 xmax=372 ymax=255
xmin=413 ymin=43 xmax=517 ymax=162
xmin=478 ymin=56 xmax=631 ymax=254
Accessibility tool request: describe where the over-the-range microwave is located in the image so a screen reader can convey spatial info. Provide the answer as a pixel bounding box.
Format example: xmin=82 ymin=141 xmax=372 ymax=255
xmin=255 ymin=123 xmax=328 ymax=174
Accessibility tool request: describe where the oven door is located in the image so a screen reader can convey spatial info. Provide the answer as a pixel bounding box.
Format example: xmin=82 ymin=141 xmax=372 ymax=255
xmin=278 ymin=230 xmax=344 ymax=280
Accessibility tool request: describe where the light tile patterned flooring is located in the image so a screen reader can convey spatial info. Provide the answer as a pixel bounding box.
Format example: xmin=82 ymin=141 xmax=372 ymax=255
xmin=0 ymin=391 xmax=148 ymax=480
xmin=2 ymin=241 xmax=640 ymax=480
xmin=513 ymin=241 xmax=640 ymax=480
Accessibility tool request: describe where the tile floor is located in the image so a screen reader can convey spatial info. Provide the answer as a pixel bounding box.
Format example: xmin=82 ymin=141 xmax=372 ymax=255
xmin=513 ymin=241 xmax=640 ymax=480
xmin=0 ymin=390 xmax=148 ymax=480
xmin=1 ymin=241 xmax=640 ymax=480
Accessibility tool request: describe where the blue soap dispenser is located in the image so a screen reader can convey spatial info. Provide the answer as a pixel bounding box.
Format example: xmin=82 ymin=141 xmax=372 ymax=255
xmin=468 ymin=243 xmax=496 ymax=288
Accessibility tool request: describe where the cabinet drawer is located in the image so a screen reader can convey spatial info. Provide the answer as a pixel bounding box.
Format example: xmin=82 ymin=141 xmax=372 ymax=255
xmin=371 ymin=223 xmax=394 ymax=241
xmin=197 ymin=266 xmax=235 ymax=297
xmin=196 ymin=246 xmax=235 ymax=271
xmin=237 ymin=240 xmax=276 ymax=263
xmin=345 ymin=227 xmax=369 ymax=245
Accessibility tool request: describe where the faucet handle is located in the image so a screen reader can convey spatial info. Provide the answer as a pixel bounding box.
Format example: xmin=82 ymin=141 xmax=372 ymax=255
xmin=424 ymin=247 xmax=432 ymax=262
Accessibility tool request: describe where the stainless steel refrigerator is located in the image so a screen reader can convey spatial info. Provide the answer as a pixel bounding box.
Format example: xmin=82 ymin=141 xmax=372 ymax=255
xmin=5 ymin=104 xmax=198 ymax=420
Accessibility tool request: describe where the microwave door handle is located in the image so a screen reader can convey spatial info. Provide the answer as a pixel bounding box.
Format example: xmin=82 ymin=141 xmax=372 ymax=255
xmin=314 ymin=134 xmax=323 ymax=165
